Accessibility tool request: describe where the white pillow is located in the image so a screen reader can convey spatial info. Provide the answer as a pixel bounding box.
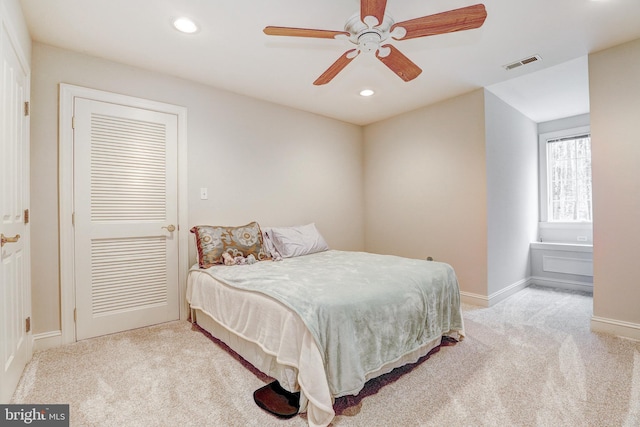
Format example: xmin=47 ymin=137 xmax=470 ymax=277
xmin=268 ymin=223 xmax=329 ymax=258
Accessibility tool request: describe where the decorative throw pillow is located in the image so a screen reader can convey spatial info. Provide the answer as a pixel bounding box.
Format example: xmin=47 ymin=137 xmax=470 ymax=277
xmin=268 ymin=223 xmax=329 ymax=258
xmin=190 ymin=221 xmax=270 ymax=268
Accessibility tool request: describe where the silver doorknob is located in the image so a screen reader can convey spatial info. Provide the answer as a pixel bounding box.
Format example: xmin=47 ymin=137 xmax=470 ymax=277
xmin=162 ymin=225 xmax=176 ymax=232
xmin=1 ymin=234 xmax=20 ymax=247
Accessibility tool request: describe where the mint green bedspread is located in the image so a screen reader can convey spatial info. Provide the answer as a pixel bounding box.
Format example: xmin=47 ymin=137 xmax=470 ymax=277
xmin=199 ymin=250 xmax=464 ymax=397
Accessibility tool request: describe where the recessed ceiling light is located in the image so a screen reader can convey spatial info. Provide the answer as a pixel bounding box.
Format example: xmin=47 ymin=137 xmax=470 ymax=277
xmin=173 ymin=17 xmax=198 ymax=34
xmin=360 ymin=89 xmax=375 ymax=97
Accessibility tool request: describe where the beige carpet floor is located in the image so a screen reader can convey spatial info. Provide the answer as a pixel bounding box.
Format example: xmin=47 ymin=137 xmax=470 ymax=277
xmin=11 ymin=285 xmax=640 ymax=426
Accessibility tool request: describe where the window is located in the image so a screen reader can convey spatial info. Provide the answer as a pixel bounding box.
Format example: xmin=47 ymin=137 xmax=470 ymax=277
xmin=539 ymin=126 xmax=592 ymax=223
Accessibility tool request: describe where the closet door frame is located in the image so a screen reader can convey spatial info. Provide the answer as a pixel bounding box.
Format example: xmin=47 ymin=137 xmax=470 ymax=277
xmin=59 ymin=84 xmax=189 ymax=344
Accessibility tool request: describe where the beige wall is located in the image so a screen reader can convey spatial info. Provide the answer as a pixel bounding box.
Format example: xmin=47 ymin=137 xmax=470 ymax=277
xmin=2 ymin=0 xmax=31 ymax=62
xmin=363 ymin=90 xmax=488 ymax=296
xmin=589 ymin=38 xmax=640 ymax=327
xmin=30 ymin=43 xmax=365 ymax=335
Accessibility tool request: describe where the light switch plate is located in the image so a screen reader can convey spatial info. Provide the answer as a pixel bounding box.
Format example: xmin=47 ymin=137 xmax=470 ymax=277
xmin=200 ymin=188 xmax=208 ymax=200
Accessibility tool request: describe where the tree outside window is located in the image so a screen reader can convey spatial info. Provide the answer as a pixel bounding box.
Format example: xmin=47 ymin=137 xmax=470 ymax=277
xmin=547 ymin=134 xmax=592 ymax=222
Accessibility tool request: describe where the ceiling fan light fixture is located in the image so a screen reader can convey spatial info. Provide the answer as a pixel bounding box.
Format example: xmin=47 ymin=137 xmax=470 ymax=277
xmin=360 ymin=89 xmax=375 ymax=97
xmin=173 ymin=17 xmax=198 ymax=34
xmin=358 ymin=32 xmax=382 ymax=53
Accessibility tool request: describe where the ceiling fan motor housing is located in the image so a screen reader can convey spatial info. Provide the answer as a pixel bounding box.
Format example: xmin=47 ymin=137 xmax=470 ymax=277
xmin=345 ymin=12 xmax=394 ymax=54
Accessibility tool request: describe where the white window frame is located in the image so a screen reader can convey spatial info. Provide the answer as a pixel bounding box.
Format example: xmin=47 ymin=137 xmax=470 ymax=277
xmin=538 ymin=125 xmax=592 ymax=223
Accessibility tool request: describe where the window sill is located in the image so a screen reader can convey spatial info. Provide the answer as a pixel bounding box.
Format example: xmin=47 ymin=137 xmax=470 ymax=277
xmin=530 ymin=242 xmax=593 ymax=253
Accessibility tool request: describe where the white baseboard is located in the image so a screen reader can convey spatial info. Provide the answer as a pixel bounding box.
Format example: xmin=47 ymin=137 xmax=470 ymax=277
xmin=460 ymin=291 xmax=489 ymax=307
xmin=33 ymin=330 xmax=62 ymax=352
xmin=488 ymin=278 xmax=530 ymax=306
xmin=461 ymin=277 xmax=531 ymax=308
xmin=529 ymin=276 xmax=593 ymax=293
xmin=591 ymin=316 xmax=640 ymax=342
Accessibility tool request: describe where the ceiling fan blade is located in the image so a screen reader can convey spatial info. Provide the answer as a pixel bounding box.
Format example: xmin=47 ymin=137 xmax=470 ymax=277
xmin=314 ymin=50 xmax=359 ymax=86
xmin=264 ymin=26 xmax=349 ymax=39
xmin=376 ymin=45 xmax=422 ymax=82
xmin=391 ymin=4 xmax=487 ymax=40
xmin=361 ymin=0 xmax=388 ymax=26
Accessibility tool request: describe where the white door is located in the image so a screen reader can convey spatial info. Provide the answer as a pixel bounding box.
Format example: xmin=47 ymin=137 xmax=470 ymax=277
xmin=73 ymin=98 xmax=179 ymax=340
xmin=0 ymin=23 xmax=31 ymax=402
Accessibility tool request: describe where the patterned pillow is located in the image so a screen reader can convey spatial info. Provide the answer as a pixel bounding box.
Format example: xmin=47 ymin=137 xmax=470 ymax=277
xmin=190 ymin=222 xmax=270 ymax=268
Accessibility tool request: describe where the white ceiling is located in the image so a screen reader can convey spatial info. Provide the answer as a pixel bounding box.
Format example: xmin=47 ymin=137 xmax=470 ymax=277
xmin=487 ymin=55 xmax=590 ymax=123
xmin=19 ymin=0 xmax=640 ymax=125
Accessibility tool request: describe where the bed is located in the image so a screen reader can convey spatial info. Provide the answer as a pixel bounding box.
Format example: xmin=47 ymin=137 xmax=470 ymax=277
xmin=186 ymin=222 xmax=464 ymax=427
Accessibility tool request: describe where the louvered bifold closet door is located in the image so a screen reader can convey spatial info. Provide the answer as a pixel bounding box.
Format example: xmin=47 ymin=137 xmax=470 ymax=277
xmin=73 ymin=98 xmax=179 ymax=341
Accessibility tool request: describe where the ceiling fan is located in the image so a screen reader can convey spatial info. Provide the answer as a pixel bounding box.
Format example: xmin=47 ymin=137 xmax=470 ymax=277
xmin=263 ymin=0 xmax=487 ymax=85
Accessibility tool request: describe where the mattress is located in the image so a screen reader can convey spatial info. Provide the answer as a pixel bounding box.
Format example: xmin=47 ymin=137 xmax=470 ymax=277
xmin=186 ymin=250 xmax=464 ymax=427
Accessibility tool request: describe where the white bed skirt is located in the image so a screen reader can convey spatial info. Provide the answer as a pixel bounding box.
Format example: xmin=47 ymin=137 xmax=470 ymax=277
xmin=193 ymin=307 xmax=300 ymax=393
xmin=191 ymin=307 xmax=444 ymax=427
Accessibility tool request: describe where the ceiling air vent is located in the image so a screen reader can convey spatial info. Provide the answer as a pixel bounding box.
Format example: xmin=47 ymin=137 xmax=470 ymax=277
xmin=503 ymin=54 xmax=542 ymax=71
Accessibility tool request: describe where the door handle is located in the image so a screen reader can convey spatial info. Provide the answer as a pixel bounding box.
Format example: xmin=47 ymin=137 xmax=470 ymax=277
xmin=1 ymin=234 xmax=20 ymax=247
xmin=162 ymin=225 xmax=176 ymax=232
